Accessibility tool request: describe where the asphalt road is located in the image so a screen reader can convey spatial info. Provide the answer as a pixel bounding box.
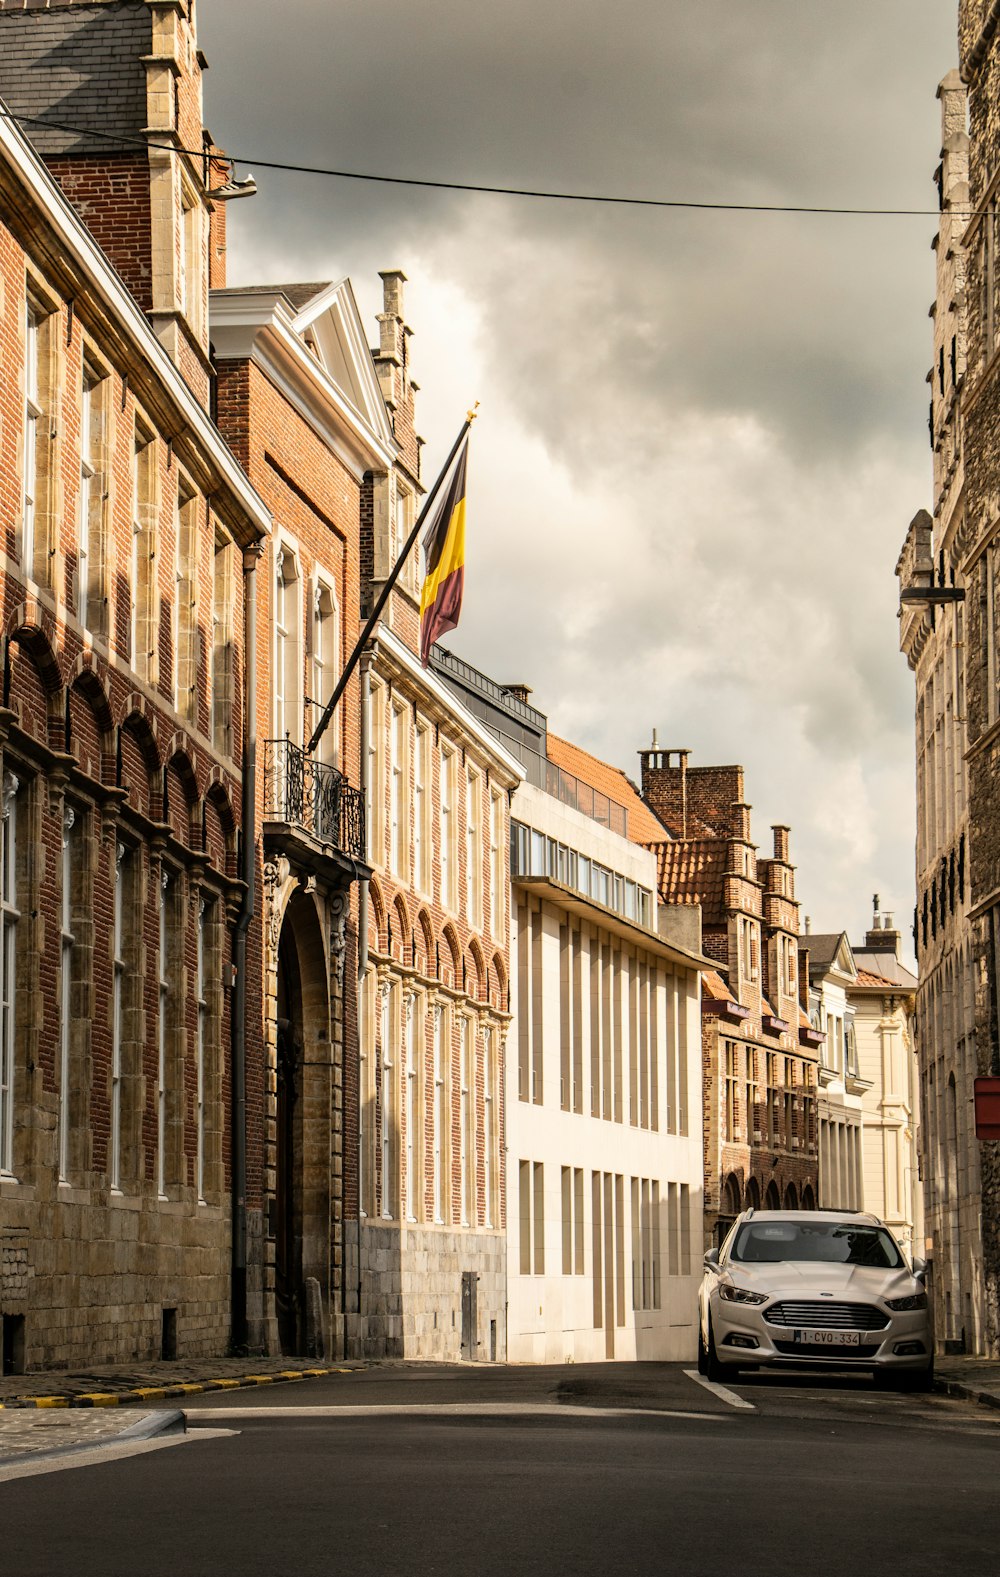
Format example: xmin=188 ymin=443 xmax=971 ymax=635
xmin=3 ymin=1364 xmax=998 ymax=1577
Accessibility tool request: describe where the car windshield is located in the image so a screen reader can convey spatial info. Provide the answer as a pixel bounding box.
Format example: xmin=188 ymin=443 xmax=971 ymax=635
xmin=730 ymin=1221 xmax=904 ymax=1269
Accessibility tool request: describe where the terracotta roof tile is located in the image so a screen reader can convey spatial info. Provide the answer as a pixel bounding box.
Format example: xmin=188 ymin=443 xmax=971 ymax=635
xmin=546 ymin=733 xmax=668 ymax=846
xmin=702 ymin=967 xmax=732 ymax=1003
xmin=652 ymin=839 xmax=728 ymax=922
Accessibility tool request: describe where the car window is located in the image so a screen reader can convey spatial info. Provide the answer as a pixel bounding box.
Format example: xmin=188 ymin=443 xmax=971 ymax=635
xmin=730 ymin=1221 xmax=903 ymax=1268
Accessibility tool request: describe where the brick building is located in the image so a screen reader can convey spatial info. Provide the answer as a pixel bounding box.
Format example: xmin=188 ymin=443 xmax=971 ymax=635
xmin=0 ymin=13 xmax=271 ymax=1369
xmin=636 ymin=749 xmax=819 ymax=1245
xmin=350 ymin=281 xmax=521 ymax=1360
xmin=209 ymin=280 xmax=377 ymax=1356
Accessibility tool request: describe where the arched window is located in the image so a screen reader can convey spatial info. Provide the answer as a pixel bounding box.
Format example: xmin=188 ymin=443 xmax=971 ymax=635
xmin=765 ymin=1179 xmax=781 ymax=1209
xmin=783 ymin=1182 xmax=799 ymax=1210
xmin=745 ymin=1176 xmax=761 ymax=1211
xmin=801 ymin=1183 xmax=816 ymax=1211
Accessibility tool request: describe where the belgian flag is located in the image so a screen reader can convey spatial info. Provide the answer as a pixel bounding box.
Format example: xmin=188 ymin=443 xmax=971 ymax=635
xmin=419 ymin=436 xmax=469 ymax=666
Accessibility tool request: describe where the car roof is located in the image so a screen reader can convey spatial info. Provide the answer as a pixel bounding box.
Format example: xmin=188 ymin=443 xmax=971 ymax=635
xmin=737 ymin=1209 xmax=883 ymax=1226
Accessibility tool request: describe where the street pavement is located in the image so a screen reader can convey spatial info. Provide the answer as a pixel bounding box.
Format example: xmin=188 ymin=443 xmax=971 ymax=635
xmin=1 ymin=1361 xmax=999 ymax=1577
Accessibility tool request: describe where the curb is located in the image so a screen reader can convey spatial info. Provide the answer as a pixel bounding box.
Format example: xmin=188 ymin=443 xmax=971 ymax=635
xmin=935 ymin=1376 xmax=1000 ymax=1412
xmin=0 ymin=1367 xmax=352 ymax=1411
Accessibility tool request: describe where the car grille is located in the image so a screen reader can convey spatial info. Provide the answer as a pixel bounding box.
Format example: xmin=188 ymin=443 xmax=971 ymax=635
xmin=772 ymin=1340 xmax=881 ymax=1359
xmin=764 ymin=1301 xmax=890 ymax=1331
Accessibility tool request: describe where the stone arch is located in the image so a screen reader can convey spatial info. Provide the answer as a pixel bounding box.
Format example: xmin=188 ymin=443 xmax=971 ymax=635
xmin=441 ymin=924 xmax=461 ymax=990
xmin=722 ymin=1172 xmax=742 ymax=1218
xmin=7 ymin=624 xmax=62 ymax=747
xmin=764 ymin=1179 xmax=781 ymax=1210
xmin=119 ymin=711 xmax=160 ymax=819
xmin=204 ymin=782 xmax=237 ymax=877
xmin=165 ymin=749 xmax=199 ymax=847
xmin=367 ymin=877 xmax=386 ymax=954
xmin=274 ymin=885 xmax=332 ymax=1357
xmin=68 ymin=669 xmax=114 ymax=783
xmin=783 ymin=1181 xmax=799 ymax=1210
xmin=414 ymin=909 xmax=434 ymax=976
xmin=468 ymin=938 xmax=487 ymax=1003
xmin=390 ymin=894 xmax=409 ymax=965
xmin=801 ymin=1183 xmax=816 ymax=1212
xmin=489 ymin=951 xmax=507 ymax=1011
xmin=745 ymin=1175 xmax=761 ymax=1211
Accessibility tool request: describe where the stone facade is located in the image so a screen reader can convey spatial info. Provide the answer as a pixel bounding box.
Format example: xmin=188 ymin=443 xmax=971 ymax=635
xmin=897 ymin=19 xmax=999 ymax=1353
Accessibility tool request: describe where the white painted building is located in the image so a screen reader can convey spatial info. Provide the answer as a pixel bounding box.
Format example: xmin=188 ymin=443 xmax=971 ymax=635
xmin=851 ymin=912 xmax=922 ymax=1262
xmin=803 ymin=933 xmax=866 ymax=1212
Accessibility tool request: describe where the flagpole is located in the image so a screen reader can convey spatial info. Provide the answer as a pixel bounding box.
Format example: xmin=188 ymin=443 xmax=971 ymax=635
xmin=306 ymin=405 xmax=478 ymax=757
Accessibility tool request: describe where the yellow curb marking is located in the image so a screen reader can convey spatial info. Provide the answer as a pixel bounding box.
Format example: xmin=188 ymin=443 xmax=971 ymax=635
xmin=209 ymin=1379 xmax=241 ymax=1388
xmin=76 ymin=1394 xmax=122 ymax=1407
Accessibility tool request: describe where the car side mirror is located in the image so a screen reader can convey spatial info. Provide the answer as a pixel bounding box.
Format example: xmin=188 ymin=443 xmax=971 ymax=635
xmin=912 ymin=1257 xmax=927 ymax=1281
xmin=703 ymin=1247 xmax=720 ymax=1269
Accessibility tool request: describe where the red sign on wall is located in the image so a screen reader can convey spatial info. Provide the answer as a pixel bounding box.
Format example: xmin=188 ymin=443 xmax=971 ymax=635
xmin=974 ymin=1077 xmax=1000 ymax=1141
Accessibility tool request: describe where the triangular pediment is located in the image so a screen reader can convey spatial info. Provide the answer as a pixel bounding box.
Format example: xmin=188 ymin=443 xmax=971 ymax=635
xmin=830 ymin=933 xmax=856 ymax=978
xmin=290 ymin=280 xmax=394 ymax=451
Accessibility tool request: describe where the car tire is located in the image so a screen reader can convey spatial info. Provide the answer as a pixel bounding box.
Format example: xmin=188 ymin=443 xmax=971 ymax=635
xmin=706 ymin=1316 xmax=727 ymax=1384
xmin=884 ymin=1360 xmax=935 ymax=1393
xmin=697 ymin=1320 xmax=709 ymax=1376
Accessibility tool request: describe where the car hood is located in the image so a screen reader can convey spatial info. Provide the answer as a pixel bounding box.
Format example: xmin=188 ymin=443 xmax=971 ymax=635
xmin=727 ymin=1262 xmax=921 ymax=1301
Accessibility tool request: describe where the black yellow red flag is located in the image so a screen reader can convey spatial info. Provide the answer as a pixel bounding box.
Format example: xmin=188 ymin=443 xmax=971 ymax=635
xmin=419 ymin=436 xmax=469 ymax=666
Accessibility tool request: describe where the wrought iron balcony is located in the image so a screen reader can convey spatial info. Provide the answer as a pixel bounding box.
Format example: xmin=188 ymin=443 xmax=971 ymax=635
xmin=264 ymin=739 xmax=366 ymax=862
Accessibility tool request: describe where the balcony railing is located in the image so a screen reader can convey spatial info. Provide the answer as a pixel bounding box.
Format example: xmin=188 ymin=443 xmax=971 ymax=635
xmin=264 ymin=739 xmax=366 ymax=861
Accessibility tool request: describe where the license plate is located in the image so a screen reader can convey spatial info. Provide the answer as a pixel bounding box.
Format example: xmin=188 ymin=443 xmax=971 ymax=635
xmin=794 ymin=1330 xmax=861 ymax=1347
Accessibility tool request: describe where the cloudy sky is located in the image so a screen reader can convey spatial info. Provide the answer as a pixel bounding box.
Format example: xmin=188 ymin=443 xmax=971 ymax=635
xmin=199 ymin=0 xmax=958 ymax=955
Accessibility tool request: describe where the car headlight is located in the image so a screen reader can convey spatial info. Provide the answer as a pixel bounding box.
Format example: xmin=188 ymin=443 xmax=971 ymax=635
xmin=884 ymin=1291 xmax=928 ymax=1311
xmin=718 ymin=1284 xmax=769 ymax=1305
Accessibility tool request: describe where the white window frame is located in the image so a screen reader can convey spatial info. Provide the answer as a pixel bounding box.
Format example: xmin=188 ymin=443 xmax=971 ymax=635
xmin=196 ymin=896 xmax=208 ymax=1202
xmin=484 ymin=1024 xmax=495 ymax=1228
xmin=414 ymin=721 xmax=429 ymax=895
xmin=111 ymin=844 xmax=127 ymax=1191
xmin=390 ymin=702 xmax=407 ymax=881
xmin=466 ymin=767 xmax=482 ymax=930
xmin=460 ymin=1014 xmax=474 ymax=1226
xmin=440 ymin=746 xmax=455 ymax=912
xmin=433 ymin=1004 xmax=446 ymax=1224
xmin=380 ymin=984 xmax=395 ymax=1220
xmin=58 ymin=805 xmax=76 ymax=1183
xmin=312 ymin=578 xmax=340 ymax=767
xmin=157 ymin=870 xmax=170 ymax=1200
xmin=274 ymin=545 xmax=302 ymax=744
xmin=0 ymin=773 xmax=20 ymax=1176
xmin=78 ymin=374 xmax=95 ymax=628
xmin=489 ymin=790 xmax=504 ymax=940
xmin=22 ymin=302 xmax=40 ymax=577
xmin=405 ymin=992 xmax=418 ymax=1222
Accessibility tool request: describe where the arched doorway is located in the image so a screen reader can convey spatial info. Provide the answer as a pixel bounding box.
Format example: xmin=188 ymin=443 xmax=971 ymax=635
xmin=801 ymin=1183 xmax=816 ymax=1211
xmin=764 ymin=1179 xmax=780 ymax=1209
xmin=783 ymin=1182 xmax=799 ymax=1210
xmin=745 ymin=1176 xmax=761 ymax=1211
xmin=273 ymin=889 xmax=332 ymax=1356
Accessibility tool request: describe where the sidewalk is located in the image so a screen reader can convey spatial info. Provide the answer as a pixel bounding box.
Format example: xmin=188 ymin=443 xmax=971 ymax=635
xmin=0 ymin=1354 xmax=366 ymax=1410
xmin=935 ymin=1355 xmax=1000 ymax=1411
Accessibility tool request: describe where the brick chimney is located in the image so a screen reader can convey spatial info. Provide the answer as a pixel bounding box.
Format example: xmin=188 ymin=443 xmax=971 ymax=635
xmin=0 ymin=0 xmax=225 ymax=402
xmin=639 ymin=746 xmax=745 ymax=839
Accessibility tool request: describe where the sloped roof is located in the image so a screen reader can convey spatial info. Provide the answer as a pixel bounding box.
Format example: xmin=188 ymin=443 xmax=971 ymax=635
xmin=229 ymin=281 xmax=331 ymax=312
xmin=546 ymin=732 xmax=668 ymax=845
xmin=702 ymin=967 xmax=732 ymax=1003
xmin=802 ymin=932 xmax=856 ymax=978
xmin=853 ymin=958 xmax=918 ymax=992
xmin=652 ymin=839 xmax=728 ymax=920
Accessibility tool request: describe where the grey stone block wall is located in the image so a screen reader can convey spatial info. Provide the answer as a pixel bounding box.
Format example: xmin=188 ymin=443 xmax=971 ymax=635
xmin=345 ymin=1221 xmax=506 ymax=1362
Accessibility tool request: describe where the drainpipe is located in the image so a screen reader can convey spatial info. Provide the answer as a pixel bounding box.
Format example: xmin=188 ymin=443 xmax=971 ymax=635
xmin=231 ymin=542 xmax=260 ymax=1352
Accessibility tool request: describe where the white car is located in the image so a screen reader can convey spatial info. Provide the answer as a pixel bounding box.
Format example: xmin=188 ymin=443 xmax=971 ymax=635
xmin=698 ymin=1209 xmax=933 ymax=1389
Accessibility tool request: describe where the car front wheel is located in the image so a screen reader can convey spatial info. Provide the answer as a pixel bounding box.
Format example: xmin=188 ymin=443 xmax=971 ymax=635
xmin=697 ymin=1319 xmax=709 ymax=1376
xmin=706 ymin=1315 xmax=728 ymax=1384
